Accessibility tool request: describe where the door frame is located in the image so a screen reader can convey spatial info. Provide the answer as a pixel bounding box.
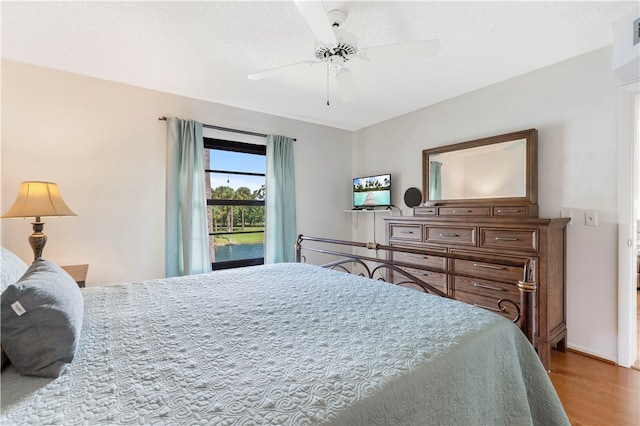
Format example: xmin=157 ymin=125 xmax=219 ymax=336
xmin=618 ymin=83 xmax=639 ymax=368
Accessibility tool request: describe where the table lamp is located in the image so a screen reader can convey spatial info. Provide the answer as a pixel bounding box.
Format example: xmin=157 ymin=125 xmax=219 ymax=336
xmin=2 ymin=181 xmax=76 ymax=260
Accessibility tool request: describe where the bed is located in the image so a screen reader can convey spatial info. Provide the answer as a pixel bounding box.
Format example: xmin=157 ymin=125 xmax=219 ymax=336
xmin=1 ymin=244 xmax=569 ymax=425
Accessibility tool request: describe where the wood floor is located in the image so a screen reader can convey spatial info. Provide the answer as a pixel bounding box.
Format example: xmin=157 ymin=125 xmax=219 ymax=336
xmin=636 ymin=287 xmax=640 ymax=371
xmin=547 ymin=288 xmax=640 ymax=425
xmin=549 ymin=349 xmax=640 ymax=425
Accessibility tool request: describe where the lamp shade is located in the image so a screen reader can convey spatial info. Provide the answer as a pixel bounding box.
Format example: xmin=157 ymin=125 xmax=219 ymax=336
xmin=2 ymin=181 xmax=76 ymax=219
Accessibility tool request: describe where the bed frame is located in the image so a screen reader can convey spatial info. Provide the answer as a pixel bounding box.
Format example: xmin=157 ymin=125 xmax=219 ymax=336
xmin=295 ymin=234 xmax=537 ymax=346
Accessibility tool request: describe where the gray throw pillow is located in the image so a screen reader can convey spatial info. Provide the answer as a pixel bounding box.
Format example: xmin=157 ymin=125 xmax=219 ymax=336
xmin=1 ymin=258 xmax=84 ymax=378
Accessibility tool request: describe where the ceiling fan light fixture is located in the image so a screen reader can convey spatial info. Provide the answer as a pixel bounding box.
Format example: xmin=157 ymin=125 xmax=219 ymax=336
xmin=328 ymin=55 xmax=345 ymax=71
xmin=314 ymin=28 xmax=358 ymax=60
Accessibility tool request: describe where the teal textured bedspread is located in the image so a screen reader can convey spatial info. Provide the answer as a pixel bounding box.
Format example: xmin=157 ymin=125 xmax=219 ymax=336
xmin=1 ymin=263 xmax=569 ymax=425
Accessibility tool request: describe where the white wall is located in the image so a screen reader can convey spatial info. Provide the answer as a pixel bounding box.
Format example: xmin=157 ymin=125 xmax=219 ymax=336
xmin=1 ymin=47 xmax=626 ymax=361
xmin=352 ymin=47 xmax=621 ymax=361
xmin=1 ymin=59 xmax=353 ymax=285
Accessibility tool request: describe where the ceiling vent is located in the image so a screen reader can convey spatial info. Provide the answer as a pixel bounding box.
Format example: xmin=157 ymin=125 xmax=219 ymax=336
xmin=612 ymin=8 xmax=640 ymax=85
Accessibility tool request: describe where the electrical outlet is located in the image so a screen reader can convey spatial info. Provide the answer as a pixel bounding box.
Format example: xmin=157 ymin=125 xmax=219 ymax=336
xmin=560 ymin=210 xmax=573 ymax=225
xmin=585 ymin=211 xmax=598 ymax=226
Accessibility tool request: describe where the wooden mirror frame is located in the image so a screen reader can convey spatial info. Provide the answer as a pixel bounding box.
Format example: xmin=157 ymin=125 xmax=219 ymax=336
xmin=422 ymin=128 xmax=538 ymax=210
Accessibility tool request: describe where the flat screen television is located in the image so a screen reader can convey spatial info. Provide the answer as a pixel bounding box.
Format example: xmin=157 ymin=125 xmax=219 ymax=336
xmin=353 ymin=173 xmax=392 ymax=209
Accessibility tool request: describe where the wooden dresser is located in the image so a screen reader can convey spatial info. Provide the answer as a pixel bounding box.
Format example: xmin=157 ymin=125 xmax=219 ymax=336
xmin=384 ymin=215 xmax=569 ymax=370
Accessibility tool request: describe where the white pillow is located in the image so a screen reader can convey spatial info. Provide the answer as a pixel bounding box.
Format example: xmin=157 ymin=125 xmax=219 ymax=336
xmin=1 ymin=246 xmax=29 ymax=293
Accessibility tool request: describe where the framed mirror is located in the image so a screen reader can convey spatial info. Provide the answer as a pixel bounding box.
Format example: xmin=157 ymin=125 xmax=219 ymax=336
xmin=422 ymin=129 xmax=537 ymax=208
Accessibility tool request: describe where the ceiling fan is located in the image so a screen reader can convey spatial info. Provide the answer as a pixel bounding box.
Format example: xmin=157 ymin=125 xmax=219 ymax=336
xmin=247 ymin=1 xmax=441 ymax=104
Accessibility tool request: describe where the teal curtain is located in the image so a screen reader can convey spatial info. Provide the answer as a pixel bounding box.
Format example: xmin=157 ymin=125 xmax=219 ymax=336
xmin=165 ymin=117 xmax=211 ymax=277
xmin=429 ymin=161 xmax=442 ymax=200
xmin=265 ymin=135 xmax=297 ymax=263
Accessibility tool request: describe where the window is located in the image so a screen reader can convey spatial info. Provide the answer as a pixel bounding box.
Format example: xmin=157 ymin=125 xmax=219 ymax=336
xmin=204 ymin=138 xmax=266 ymax=270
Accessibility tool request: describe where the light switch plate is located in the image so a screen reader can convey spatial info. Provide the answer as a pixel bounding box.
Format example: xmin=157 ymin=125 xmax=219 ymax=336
xmin=585 ymin=211 xmax=598 ymax=226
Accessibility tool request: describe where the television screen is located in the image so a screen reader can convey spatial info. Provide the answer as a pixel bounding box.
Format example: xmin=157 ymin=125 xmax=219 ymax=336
xmin=353 ymin=174 xmax=391 ymax=208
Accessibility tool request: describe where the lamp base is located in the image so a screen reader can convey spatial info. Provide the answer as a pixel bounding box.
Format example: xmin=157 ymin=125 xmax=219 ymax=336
xmin=29 ymin=222 xmax=47 ymax=260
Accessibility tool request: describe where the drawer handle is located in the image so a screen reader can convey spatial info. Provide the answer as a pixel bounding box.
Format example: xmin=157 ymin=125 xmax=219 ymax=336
xmin=439 ymin=232 xmax=460 ymax=237
xmin=408 ymin=254 xmax=429 ymax=260
xmin=401 ymin=231 xmax=414 ymax=235
xmin=494 ymin=237 xmax=518 ymax=241
xmin=452 ymin=210 xmax=472 ymax=214
xmin=473 ymin=303 xmax=505 ymax=313
xmin=473 ymin=283 xmax=505 ymax=291
xmin=496 ymin=209 xmax=520 ymax=213
xmin=473 ymin=263 xmax=506 ymax=270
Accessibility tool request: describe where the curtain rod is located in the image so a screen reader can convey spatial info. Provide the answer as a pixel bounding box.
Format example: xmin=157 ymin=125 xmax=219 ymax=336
xmin=158 ymin=116 xmax=295 ymax=141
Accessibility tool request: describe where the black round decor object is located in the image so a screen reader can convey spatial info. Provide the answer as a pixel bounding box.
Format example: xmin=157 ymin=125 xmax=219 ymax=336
xmin=404 ymin=187 xmax=422 ymax=208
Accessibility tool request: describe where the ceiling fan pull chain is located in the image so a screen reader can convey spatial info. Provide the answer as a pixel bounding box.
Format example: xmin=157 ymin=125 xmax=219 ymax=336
xmin=326 ymin=62 xmax=330 ymax=106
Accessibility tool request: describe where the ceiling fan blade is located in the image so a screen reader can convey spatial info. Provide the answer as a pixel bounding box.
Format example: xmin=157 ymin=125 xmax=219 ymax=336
xmin=361 ymin=39 xmax=441 ymax=62
xmin=335 ymin=68 xmax=358 ymax=102
xmin=293 ymin=0 xmax=337 ymax=45
xmin=248 ymin=60 xmax=317 ymax=80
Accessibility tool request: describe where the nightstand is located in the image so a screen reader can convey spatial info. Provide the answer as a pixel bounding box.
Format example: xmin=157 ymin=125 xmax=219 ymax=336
xmin=61 ymin=264 xmax=89 ymax=288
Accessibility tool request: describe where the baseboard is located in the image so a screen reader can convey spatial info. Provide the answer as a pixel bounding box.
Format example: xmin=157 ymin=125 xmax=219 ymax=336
xmin=565 ymin=345 xmax=617 ymax=365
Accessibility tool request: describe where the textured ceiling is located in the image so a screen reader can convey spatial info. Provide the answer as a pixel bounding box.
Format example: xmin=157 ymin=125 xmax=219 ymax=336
xmin=1 ymin=1 xmax=637 ymax=131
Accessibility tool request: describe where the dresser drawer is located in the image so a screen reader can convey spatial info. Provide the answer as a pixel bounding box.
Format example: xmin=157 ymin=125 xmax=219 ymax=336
xmin=392 ymin=247 xmax=447 ymax=270
xmin=392 ymin=267 xmax=447 ymax=294
xmin=480 ymin=228 xmax=537 ymax=253
xmin=492 ymin=206 xmax=529 ymax=217
xmin=454 ymin=275 xmax=520 ymax=300
xmin=425 ymin=226 xmax=476 ymax=246
xmin=388 ymin=224 xmax=422 ymax=241
xmin=413 ymin=206 xmax=437 ymax=216
xmin=451 ymin=257 xmax=523 ymax=283
xmin=438 ymin=207 xmax=490 ymax=216
xmin=454 ymin=291 xmax=521 ymax=323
